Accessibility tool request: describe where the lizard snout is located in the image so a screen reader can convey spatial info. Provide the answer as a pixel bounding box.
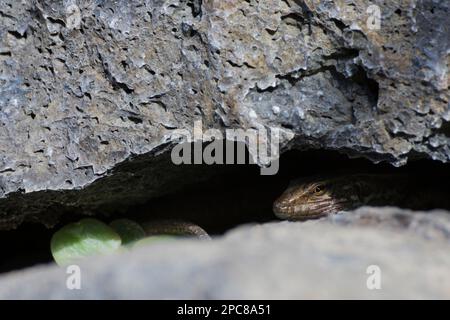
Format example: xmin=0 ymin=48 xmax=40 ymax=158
xmin=272 ymin=200 xmax=293 ymax=219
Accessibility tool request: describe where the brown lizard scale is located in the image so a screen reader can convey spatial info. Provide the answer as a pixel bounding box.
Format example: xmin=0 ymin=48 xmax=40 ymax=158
xmin=140 ymin=219 xmax=211 ymax=240
xmin=273 ymin=173 xmax=450 ymax=221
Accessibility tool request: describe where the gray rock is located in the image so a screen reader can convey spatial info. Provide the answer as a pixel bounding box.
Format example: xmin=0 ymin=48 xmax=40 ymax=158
xmin=0 ymin=207 xmax=450 ymax=299
xmin=0 ymin=0 xmax=449 ymax=228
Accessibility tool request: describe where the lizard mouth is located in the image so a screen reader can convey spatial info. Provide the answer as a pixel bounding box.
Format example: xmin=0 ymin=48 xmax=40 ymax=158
xmin=273 ymin=199 xmax=351 ymax=220
xmin=272 ymin=201 xmax=299 ymax=219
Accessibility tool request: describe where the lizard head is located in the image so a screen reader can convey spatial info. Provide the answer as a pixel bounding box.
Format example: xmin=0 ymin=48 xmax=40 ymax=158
xmin=273 ymin=176 xmax=356 ymax=220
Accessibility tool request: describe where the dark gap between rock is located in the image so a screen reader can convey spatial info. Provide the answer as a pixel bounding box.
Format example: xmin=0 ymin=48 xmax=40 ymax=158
xmin=1 ymin=148 xmax=450 ymax=274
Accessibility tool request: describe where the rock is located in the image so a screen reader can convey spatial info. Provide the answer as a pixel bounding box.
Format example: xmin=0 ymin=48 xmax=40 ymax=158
xmin=0 ymin=0 xmax=449 ymax=228
xmin=329 ymin=206 xmax=450 ymax=243
xmin=0 ymin=207 xmax=450 ymax=299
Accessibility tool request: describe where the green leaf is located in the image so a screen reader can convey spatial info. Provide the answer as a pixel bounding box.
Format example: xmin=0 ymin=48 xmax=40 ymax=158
xmin=109 ymin=219 xmax=146 ymax=246
xmin=50 ymin=218 xmax=122 ymax=266
xmin=132 ymin=235 xmax=178 ymax=248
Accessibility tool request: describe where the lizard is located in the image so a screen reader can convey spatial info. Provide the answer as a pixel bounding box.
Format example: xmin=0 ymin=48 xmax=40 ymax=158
xmin=272 ymin=173 xmax=450 ymax=221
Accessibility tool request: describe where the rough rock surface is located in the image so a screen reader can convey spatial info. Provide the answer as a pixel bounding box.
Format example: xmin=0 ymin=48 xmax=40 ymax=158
xmin=0 ymin=207 xmax=450 ymax=299
xmin=0 ymin=0 xmax=449 ymax=228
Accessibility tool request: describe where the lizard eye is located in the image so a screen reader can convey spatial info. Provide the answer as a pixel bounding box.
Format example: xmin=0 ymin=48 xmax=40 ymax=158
xmin=313 ymin=185 xmax=325 ymax=195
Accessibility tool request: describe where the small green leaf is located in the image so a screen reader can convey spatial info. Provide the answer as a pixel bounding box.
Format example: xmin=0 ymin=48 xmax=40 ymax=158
xmin=109 ymin=219 xmax=146 ymax=246
xmin=50 ymin=218 xmax=122 ymax=266
xmin=132 ymin=235 xmax=178 ymax=248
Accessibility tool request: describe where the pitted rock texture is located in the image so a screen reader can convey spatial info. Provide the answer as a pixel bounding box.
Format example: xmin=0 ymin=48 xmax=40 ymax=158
xmin=1 ymin=207 xmax=450 ymax=299
xmin=0 ymin=0 xmax=449 ymax=228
